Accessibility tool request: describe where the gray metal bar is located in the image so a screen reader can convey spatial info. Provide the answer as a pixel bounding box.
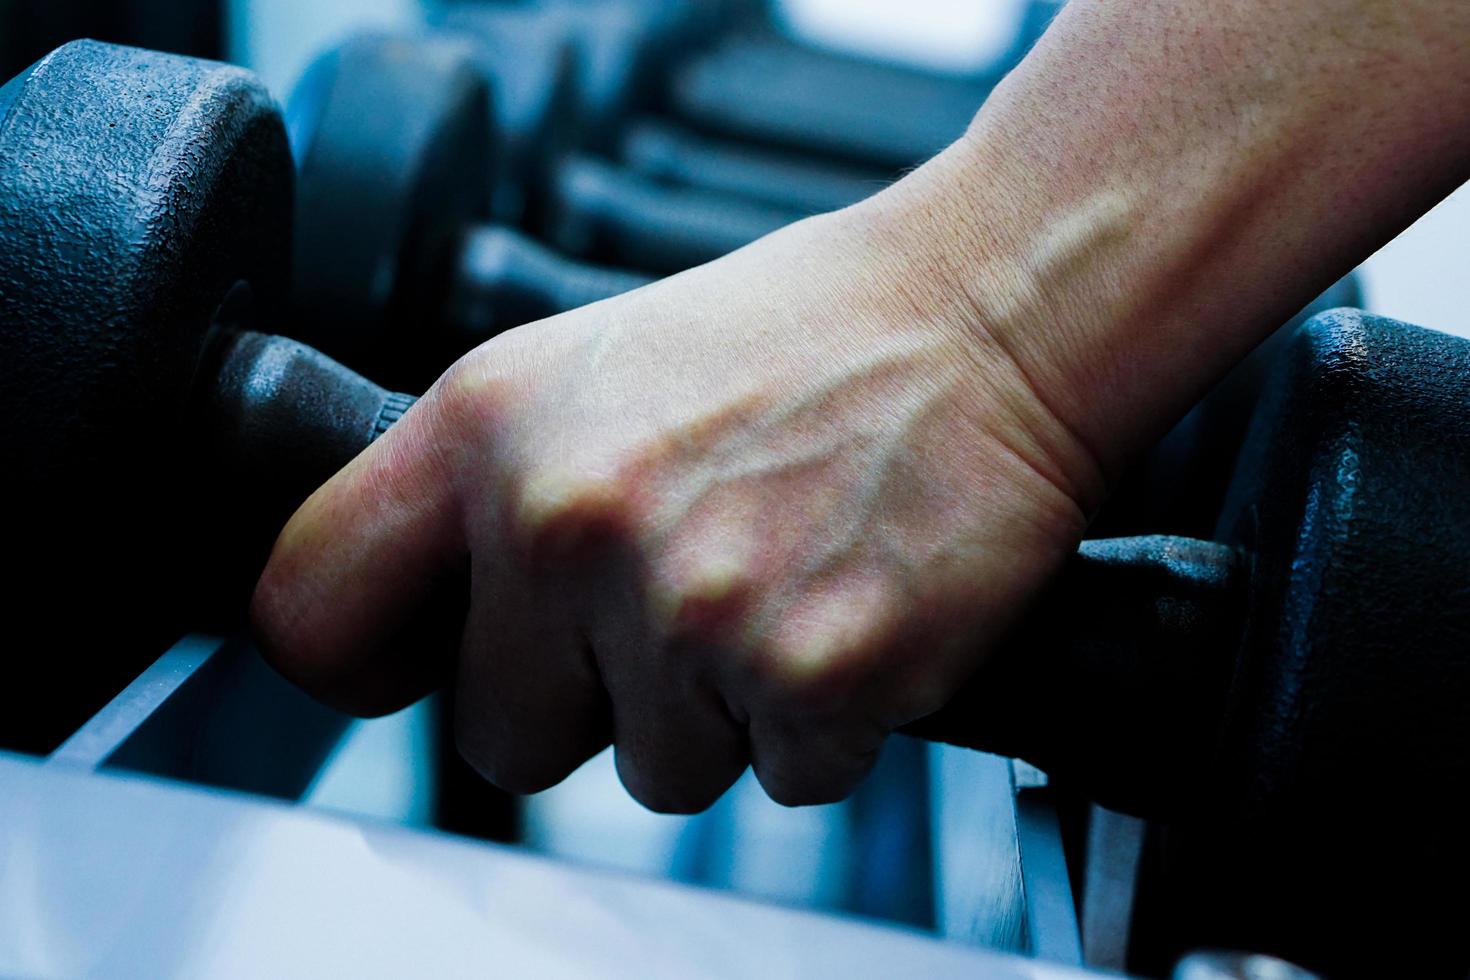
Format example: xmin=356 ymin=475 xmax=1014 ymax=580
xmin=1015 ymin=781 xmax=1084 ymax=965
xmin=931 ymin=746 xmax=1028 ymax=952
xmin=1080 ymin=805 xmax=1147 ymax=971
xmin=46 ymin=632 xmax=352 ymax=801
xmin=49 ymin=633 xmax=225 ymax=769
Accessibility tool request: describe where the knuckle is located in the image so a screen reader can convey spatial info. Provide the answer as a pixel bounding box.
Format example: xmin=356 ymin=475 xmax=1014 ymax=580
xmin=429 ymin=352 xmax=510 ymax=437
xmin=454 ymin=717 xmax=575 ymax=796
xmin=752 ymin=584 xmax=905 ymax=715
xmin=757 ymin=628 xmax=878 ymax=716
xmin=616 ymin=760 xmax=724 ymax=816
xmin=654 ymin=551 xmax=758 ymax=643
xmin=512 ymin=466 xmax=638 ymax=563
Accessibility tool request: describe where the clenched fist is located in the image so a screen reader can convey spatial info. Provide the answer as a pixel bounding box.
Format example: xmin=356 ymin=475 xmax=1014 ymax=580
xmin=252 ymin=194 xmax=1100 ymax=812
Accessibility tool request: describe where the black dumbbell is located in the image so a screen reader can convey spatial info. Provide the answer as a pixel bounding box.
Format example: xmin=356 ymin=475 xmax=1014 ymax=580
xmin=616 ymin=117 xmax=889 ymax=215
xmin=450 ymin=0 xmax=1059 ymax=174
xmin=433 ymin=2 xmax=898 ymax=220
xmin=287 ymin=32 xmax=802 ymax=372
xmin=287 ymin=34 xmax=655 ymax=390
xmin=914 ymin=310 xmax=1470 ymax=978
xmin=0 ymin=41 xmax=417 ymax=751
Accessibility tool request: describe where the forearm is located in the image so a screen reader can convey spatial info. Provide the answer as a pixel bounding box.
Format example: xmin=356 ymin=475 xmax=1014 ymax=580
xmin=861 ymin=0 xmax=1470 ymax=481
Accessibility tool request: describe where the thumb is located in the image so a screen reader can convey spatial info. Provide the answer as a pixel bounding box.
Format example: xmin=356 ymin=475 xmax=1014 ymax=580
xmin=250 ymin=384 xmax=479 ymax=716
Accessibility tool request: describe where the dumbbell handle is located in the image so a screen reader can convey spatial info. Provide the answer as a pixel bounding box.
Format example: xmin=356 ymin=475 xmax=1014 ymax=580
xmin=204 ymin=330 xmax=413 ymax=533
xmin=666 ymin=37 xmax=989 ymax=172
xmin=206 ymin=330 xmax=1246 ymax=818
xmin=619 ymin=119 xmax=886 ymax=215
xmin=447 ymin=226 xmax=653 ymax=345
xmin=907 ymin=535 xmax=1247 ymax=816
xmin=544 ymin=155 xmax=802 ymax=274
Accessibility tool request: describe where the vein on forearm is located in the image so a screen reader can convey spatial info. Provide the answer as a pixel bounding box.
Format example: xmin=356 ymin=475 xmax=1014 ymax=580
xmin=893 ymin=0 xmax=1470 ymax=470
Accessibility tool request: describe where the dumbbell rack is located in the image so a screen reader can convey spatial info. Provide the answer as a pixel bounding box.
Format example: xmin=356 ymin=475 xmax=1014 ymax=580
xmin=1 ymin=631 xmax=1110 ymax=978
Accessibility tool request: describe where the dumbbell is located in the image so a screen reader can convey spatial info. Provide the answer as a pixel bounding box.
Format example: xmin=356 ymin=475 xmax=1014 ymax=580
xmin=288 ymin=33 xmax=656 ymax=390
xmin=0 ymin=40 xmax=419 ymax=752
xmin=448 ymin=0 xmax=1059 ymax=174
xmin=432 ymin=2 xmax=898 ymax=220
xmin=9 ymin=48 xmax=1464 ymax=977
xmin=912 ymin=309 xmax=1470 ymax=978
xmin=287 ymin=33 xmax=814 ymax=389
xmin=616 ymin=118 xmax=889 ymax=215
xmin=286 ymin=33 xmax=659 ymax=391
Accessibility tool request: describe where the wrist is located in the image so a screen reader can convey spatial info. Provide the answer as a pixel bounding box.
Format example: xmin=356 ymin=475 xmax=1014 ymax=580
xmin=834 ymin=140 xmax=1120 ymax=510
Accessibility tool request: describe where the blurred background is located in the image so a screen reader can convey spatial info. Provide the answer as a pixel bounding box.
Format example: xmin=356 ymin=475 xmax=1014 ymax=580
xmin=3 ymin=0 xmax=1465 ymax=954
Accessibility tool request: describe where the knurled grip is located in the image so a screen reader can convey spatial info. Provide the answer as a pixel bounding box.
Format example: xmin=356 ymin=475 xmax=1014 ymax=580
xmin=374 ymin=391 xmax=418 ymax=440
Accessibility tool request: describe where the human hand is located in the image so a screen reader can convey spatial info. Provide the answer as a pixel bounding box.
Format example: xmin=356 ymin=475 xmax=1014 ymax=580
xmin=251 ymin=192 xmax=1102 ymax=812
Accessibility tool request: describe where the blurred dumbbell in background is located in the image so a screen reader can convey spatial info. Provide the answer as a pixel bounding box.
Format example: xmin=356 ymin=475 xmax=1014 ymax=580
xmin=433 ymin=0 xmax=1060 ymax=174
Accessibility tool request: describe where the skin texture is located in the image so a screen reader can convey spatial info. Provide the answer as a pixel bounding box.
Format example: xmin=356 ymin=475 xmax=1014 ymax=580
xmin=254 ymin=0 xmax=1470 ymax=812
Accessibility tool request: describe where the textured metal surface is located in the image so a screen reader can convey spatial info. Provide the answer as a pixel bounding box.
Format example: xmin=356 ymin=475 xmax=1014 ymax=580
xmin=0 ymin=40 xmax=293 ymax=752
xmin=1138 ymin=311 xmax=1470 ymax=978
xmin=0 ymin=752 xmax=1111 ymax=980
xmin=0 ymin=43 xmax=415 ymax=754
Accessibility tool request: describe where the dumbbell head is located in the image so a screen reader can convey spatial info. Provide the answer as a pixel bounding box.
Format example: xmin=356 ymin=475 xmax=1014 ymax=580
xmin=1158 ymin=309 xmax=1470 ymax=974
xmin=1 ymin=40 xmax=292 ymax=491
xmin=289 ymin=33 xmax=493 ymax=382
xmin=947 ymin=311 xmax=1470 ymax=816
xmin=0 ymin=42 xmax=406 ymax=751
xmin=437 ymin=0 xmax=715 ymax=154
xmin=920 ymin=309 xmax=1470 ymax=976
xmin=289 ymin=34 xmax=656 ymax=387
xmin=289 ymin=31 xmax=788 ymax=351
xmin=428 ymin=9 xmax=583 ymax=223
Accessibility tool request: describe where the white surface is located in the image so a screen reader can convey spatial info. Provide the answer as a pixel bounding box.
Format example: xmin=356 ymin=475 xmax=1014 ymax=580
xmin=0 ymin=753 xmax=1098 ymax=980
xmin=1360 ymin=181 xmax=1470 ymax=339
xmin=775 ymin=0 xmax=1028 ymax=73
